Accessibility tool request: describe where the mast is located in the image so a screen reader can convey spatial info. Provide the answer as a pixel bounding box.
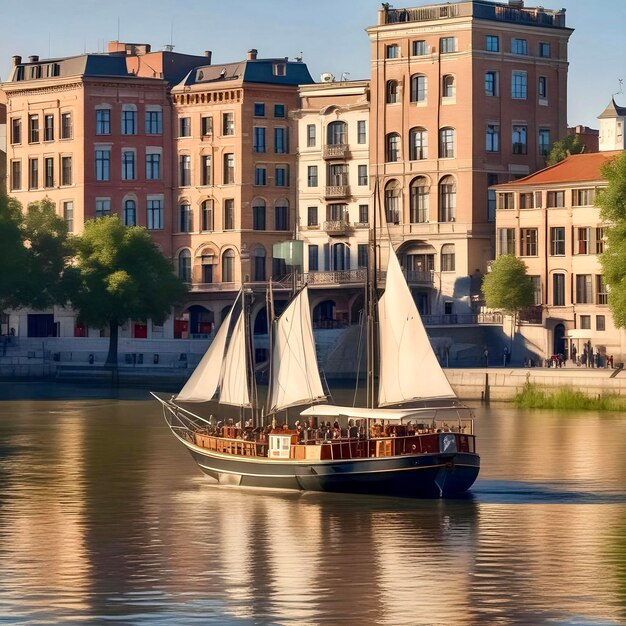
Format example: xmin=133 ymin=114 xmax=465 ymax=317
xmin=367 ymin=178 xmax=379 ymax=410
xmin=265 ymin=278 xmax=275 ymax=417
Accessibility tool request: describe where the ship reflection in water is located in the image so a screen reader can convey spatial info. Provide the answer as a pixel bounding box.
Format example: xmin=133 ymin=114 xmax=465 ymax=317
xmin=0 ymin=392 xmax=625 ymax=625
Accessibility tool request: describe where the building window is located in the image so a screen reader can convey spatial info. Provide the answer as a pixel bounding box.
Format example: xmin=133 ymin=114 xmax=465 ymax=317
xmin=440 ymin=37 xmax=456 ymax=53
xmin=11 ymin=118 xmax=21 ymax=144
xmin=308 ymin=245 xmax=319 ymax=271
xmin=61 ymin=156 xmax=72 ymax=186
xmin=275 ymin=165 xmax=289 ymax=187
xmin=224 ymin=199 xmax=235 ymax=230
xmin=28 ymin=158 xmax=39 ymax=189
xmin=63 ymin=201 xmax=74 ymax=232
xmin=498 ymin=193 xmax=515 ymax=210
xmin=201 ymin=200 xmax=214 ymax=231
xmin=274 ymin=104 xmax=286 ymax=118
xmin=576 ymin=274 xmax=593 ymax=303
xmin=539 ymin=129 xmax=550 ymax=156
xmin=410 ymin=74 xmax=427 ymax=102
xmin=358 ymin=164 xmax=368 ymax=186
xmin=521 ymin=228 xmax=538 ymax=256
xmin=512 ymin=71 xmax=528 ymax=99
xmin=222 ymin=112 xmax=234 ymax=136
xmin=487 ymin=173 xmax=498 ymax=222
xmin=439 ymin=176 xmax=456 ymax=222
xmin=596 ymin=315 xmax=605 ymax=331
xmin=357 ymin=244 xmax=368 ymax=269
xmin=145 ymin=108 xmax=163 ymax=135
xmin=44 ymin=157 xmax=54 ymax=188
xmin=307 ymin=165 xmax=318 ymax=187
xmin=253 ymin=127 xmax=266 ymax=152
xmin=95 ymin=109 xmax=110 ymax=135
xmin=412 ymin=40 xmax=427 ymax=56
xmin=200 ymin=116 xmax=213 ymax=136
xmin=596 ymin=227 xmax=605 ymax=254
xmin=511 ymin=38 xmax=528 ymax=55
xmin=486 ymin=35 xmax=499 ymax=52
xmin=442 ymin=74 xmax=455 ymax=98
xmin=498 ymin=228 xmax=516 ymax=255
xmin=530 ymin=275 xmax=542 ymax=305
xmin=10 ymin=161 xmax=21 ymax=191
xmin=439 ymin=127 xmax=455 ymax=158
xmin=95 ymin=198 xmax=111 ymax=218
xmin=519 ymin=192 xmax=534 ymax=209
xmin=222 ymin=250 xmax=235 ymax=282
xmin=386 ymin=80 xmax=400 ymax=104
xmin=441 ymin=244 xmax=455 ymax=271
xmin=273 ymin=63 xmax=286 ymax=76
xmin=253 ymin=247 xmax=266 ymax=282
xmin=255 ymin=166 xmax=267 ymax=186
xmin=596 ymin=275 xmax=608 ymax=305
xmin=254 ymin=103 xmax=265 ymax=117
xmin=327 ymin=121 xmax=347 ymax=145
xmin=122 ymin=107 xmax=137 ymax=135
xmin=274 ymin=127 xmax=288 ymax=153
xmin=29 ymin=114 xmax=39 ymax=143
xmin=95 ymin=149 xmax=110 ymax=181
xmin=146 ymin=152 xmax=161 ymax=180
xmin=512 ymin=125 xmax=527 ymax=155
xmin=122 ymin=150 xmax=135 ymax=180
xmin=44 ymin=114 xmax=54 ymax=141
xmin=386 ymin=133 xmax=400 ymax=162
xmin=485 ymin=71 xmax=498 ymax=96
xmin=357 ymin=120 xmax=367 ymax=144
xmin=307 ymin=206 xmax=318 ymax=227
xmin=147 ymin=198 xmax=163 ymax=230
xmin=179 ymin=116 xmax=191 ymax=137
xmin=539 ymin=42 xmax=551 ymax=58
xmin=410 ymin=177 xmax=429 ymax=223
xmin=573 ymin=188 xmax=595 ymax=207
xmin=223 ymin=153 xmax=235 ymax=184
xmin=409 ymin=127 xmax=428 ymax=160
xmin=547 ymin=190 xmax=565 ymax=208
xmin=580 ymin=315 xmax=591 ymax=330
xmin=538 ymin=76 xmax=548 ymax=100
xmin=179 ymin=155 xmax=191 ymax=186
xmin=359 ymin=204 xmax=369 ymax=224
xmin=307 ymin=124 xmax=316 ymax=147
xmin=253 ymin=201 xmax=266 ymax=231
xmin=275 ymin=202 xmax=289 ymax=231
xmin=328 ymin=203 xmax=347 ymax=222
xmin=124 ymin=199 xmax=136 ymax=226
xmin=576 ymin=227 xmax=591 ymax=254
xmin=385 ymin=180 xmax=400 ymax=224
xmin=201 ymin=155 xmax=212 ymax=186
xmin=178 ymin=250 xmax=191 ymax=283
xmin=486 ymin=124 xmax=500 ymax=152
xmin=61 ymin=112 xmax=72 ymax=139
xmin=386 ymin=44 xmax=400 ymax=59
xmin=179 ymin=204 xmax=192 ymax=232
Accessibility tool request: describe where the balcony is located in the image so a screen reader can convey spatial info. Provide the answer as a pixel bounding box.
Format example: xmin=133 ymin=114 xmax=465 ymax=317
xmin=404 ymin=270 xmax=434 ymax=286
xmin=324 ymin=219 xmax=352 ymax=235
xmin=323 ymin=144 xmax=349 ymax=160
xmin=302 ymin=269 xmax=367 ymax=287
xmin=421 ymin=313 xmax=504 ymax=326
xmin=325 ymin=185 xmax=350 ymax=199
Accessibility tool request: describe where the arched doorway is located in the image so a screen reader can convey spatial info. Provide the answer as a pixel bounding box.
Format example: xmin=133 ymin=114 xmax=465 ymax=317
xmin=553 ymin=323 xmax=566 ymax=357
xmin=313 ymin=300 xmax=336 ymax=328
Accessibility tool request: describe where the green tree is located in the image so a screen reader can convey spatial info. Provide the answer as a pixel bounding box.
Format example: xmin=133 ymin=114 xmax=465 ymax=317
xmin=69 ymin=217 xmax=188 ymax=365
xmin=546 ymin=134 xmax=585 ymax=167
xmin=0 ymin=195 xmax=29 ymax=319
xmin=597 ymin=152 xmax=626 ymax=327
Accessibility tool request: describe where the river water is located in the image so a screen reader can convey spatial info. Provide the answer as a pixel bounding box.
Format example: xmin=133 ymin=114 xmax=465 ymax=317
xmin=0 ymin=383 xmax=625 ymax=625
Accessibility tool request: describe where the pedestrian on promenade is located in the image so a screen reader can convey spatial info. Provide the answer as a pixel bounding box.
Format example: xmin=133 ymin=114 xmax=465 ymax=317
xmin=483 ymin=347 xmax=489 ymax=367
xmin=503 ymin=346 xmax=509 ymax=367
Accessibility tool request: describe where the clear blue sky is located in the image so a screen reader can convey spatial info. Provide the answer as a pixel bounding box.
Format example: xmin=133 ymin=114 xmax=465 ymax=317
xmin=1 ymin=0 xmax=624 ymax=128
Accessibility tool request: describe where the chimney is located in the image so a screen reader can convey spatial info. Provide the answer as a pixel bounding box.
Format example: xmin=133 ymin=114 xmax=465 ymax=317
xmin=247 ymin=49 xmax=258 ymax=61
xmin=12 ymin=55 xmax=22 ymax=66
xmin=28 ymin=55 xmax=39 ymax=63
xmin=204 ymin=50 xmax=212 ymax=64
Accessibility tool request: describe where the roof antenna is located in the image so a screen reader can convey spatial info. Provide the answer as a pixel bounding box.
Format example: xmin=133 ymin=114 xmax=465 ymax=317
xmin=613 ymin=78 xmax=624 ymax=98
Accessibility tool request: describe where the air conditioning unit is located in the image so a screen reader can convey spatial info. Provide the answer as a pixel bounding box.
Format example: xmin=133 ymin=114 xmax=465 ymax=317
xmin=320 ymin=72 xmax=335 ymax=83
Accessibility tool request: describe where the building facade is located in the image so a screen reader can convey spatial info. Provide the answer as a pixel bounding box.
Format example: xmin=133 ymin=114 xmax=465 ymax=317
xmin=367 ymin=0 xmax=572 ymax=318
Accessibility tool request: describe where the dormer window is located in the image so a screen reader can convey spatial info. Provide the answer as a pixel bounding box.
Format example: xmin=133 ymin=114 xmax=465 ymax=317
xmin=273 ymin=62 xmax=286 ymax=76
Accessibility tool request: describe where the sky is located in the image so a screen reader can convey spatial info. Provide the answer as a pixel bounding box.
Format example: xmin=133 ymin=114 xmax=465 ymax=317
xmin=0 ymin=0 xmax=624 ymax=128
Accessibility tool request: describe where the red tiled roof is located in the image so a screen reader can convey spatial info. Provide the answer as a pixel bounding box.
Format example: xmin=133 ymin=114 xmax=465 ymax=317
xmin=496 ymin=150 xmax=625 ymax=188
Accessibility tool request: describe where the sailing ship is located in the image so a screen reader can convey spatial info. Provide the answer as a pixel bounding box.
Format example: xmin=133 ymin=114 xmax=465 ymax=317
xmin=153 ymin=245 xmax=480 ymax=498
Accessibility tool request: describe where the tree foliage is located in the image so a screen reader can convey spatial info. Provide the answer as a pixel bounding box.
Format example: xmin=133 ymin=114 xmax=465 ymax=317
xmin=546 ymin=134 xmax=585 ymax=167
xmin=0 ymin=194 xmax=29 ymax=315
xmin=481 ymin=255 xmax=535 ymax=315
xmin=69 ymin=217 xmax=188 ymax=364
xmin=597 ymin=152 xmax=626 ymax=327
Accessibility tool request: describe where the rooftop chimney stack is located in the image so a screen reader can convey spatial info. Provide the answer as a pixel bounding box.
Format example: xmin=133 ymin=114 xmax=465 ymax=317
xmin=247 ymin=49 xmax=258 ymax=60
xmin=204 ymin=50 xmax=212 ymax=64
xmin=28 ymin=55 xmax=39 ymax=63
xmin=12 ymin=55 xmax=22 ymax=66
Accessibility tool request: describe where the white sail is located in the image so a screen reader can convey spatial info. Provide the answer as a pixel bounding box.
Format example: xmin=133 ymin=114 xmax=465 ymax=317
xmin=378 ymin=248 xmax=456 ymax=406
xmin=176 ymin=307 xmax=234 ymax=403
xmin=268 ymin=287 xmax=325 ymax=413
xmin=219 ymin=310 xmax=251 ymax=408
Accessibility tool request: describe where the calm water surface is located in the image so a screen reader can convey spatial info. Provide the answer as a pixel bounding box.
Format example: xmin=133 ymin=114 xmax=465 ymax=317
xmin=0 ymin=382 xmax=625 ymax=625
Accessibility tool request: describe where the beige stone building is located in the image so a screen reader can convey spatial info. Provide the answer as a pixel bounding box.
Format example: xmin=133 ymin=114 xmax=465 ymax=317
xmin=0 ymin=94 xmax=6 ymax=194
xmin=367 ymin=0 xmax=572 ymax=318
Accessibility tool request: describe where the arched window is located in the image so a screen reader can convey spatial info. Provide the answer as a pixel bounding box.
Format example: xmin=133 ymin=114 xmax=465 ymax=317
xmin=386 ymin=133 xmax=400 ymax=162
xmin=275 ymin=200 xmax=289 ymax=231
xmin=441 ymin=244 xmax=455 ymax=271
xmin=253 ymin=246 xmax=266 ymax=281
xmin=386 ymin=80 xmax=400 ymax=104
xmin=385 ymin=180 xmax=401 ymax=224
xmin=253 ymin=198 xmax=266 ymax=231
xmin=178 ymin=249 xmax=192 ymax=283
xmin=409 ymin=177 xmax=429 ymax=223
xmin=332 ymin=243 xmax=350 ymax=271
xmin=201 ymin=199 xmax=214 ymax=231
xmin=439 ymin=176 xmax=456 ymax=222
xmin=442 ymin=74 xmax=456 ymax=98
xmin=410 ymin=74 xmax=427 ymax=102
xmin=222 ymin=249 xmax=235 ymax=283
xmin=409 ymin=127 xmax=428 ymax=160
xmin=327 ymin=121 xmax=347 ymax=145
xmin=439 ymin=127 xmax=455 ymax=158
xmin=123 ymin=199 xmax=136 ymax=226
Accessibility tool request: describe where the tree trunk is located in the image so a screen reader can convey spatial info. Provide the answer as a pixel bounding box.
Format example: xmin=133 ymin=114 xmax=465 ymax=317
xmin=106 ymin=320 xmax=119 ymax=367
